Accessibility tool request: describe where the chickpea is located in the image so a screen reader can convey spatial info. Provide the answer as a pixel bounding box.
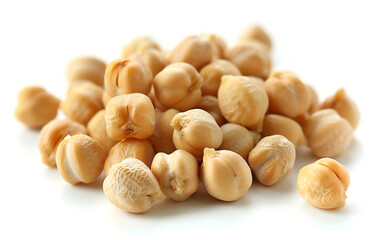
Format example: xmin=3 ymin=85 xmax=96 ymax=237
xmin=66 ymin=56 xmax=106 ymax=87
xmin=303 ymin=109 xmax=352 ymax=158
xmin=196 ymin=95 xmax=226 ymax=126
xmin=15 ymin=86 xmax=60 ymax=129
xmin=171 ymin=109 xmax=223 ymax=158
xmin=104 ymin=139 xmax=155 ymax=176
xmin=218 ymin=75 xmax=268 ymax=131
xmin=200 ymin=148 xmax=252 ymax=201
xmin=203 ymin=34 xmax=227 ymax=59
xmin=38 ymin=119 xmax=88 ymax=167
xmin=149 ymin=108 xmax=179 ymax=154
xmin=105 ymin=93 xmax=155 ymax=141
xmin=121 ymin=37 xmax=160 ymax=59
xmin=306 ymin=84 xmax=319 ymax=114
xmin=147 ymin=86 xmax=168 ymax=111
xmin=297 ymin=158 xmax=350 ymax=209
xmin=151 ymin=150 xmax=199 ymax=201
xmin=248 ymin=135 xmax=295 ymax=186
xmin=153 ymin=62 xmax=203 ymax=111
xmin=131 ymin=48 xmax=169 ymax=77
xmin=219 ymin=123 xmax=260 ymax=159
xmin=103 ymin=158 xmax=164 ymax=213
xmin=199 ymin=59 xmax=241 ymax=96
xmin=66 ymin=79 xmax=97 ymax=94
xmin=56 ymin=134 xmax=105 ymax=184
xmin=239 ymin=25 xmax=272 ymax=49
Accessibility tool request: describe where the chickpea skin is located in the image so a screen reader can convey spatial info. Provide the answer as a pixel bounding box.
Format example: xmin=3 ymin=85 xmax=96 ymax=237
xmin=66 ymin=56 xmax=106 ymax=87
xmin=121 ymin=37 xmax=160 ymax=59
xmin=196 ymin=95 xmax=226 ymax=126
xmin=239 ymin=25 xmax=272 ymax=49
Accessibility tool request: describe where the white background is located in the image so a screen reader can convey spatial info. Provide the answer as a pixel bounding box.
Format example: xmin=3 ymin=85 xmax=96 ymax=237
xmin=1 ymin=0 xmax=374 ymax=239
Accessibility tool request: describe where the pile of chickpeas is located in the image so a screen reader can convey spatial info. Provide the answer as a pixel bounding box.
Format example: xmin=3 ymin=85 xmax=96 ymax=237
xmin=15 ymin=25 xmax=359 ymax=213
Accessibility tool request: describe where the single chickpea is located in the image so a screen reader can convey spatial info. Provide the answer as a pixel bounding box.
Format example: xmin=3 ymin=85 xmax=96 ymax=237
xmin=303 ymin=109 xmax=353 ymax=158
xmin=149 ymin=108 xmax=179 ymax=154
xmin=219 ymin=123 xmax=260 ymax=159
xmin=199 ymin=59 xmax=241 ymax=97
xmin=130 ymin=48 xmax=169 ymax=77
xmin=103 ymin=158 xmax=164 ymax=213
xmin=238 ymin=25 xmax=272 ymax=49
xmin=203 ymin=34 xmax=227 ymax=59
xmin=248 ymin=135 xmax=296 ymax=186
xmin=151 ymin=150 xmax=199 ymax=201
xmin=218 ymin=75 xmax=268 ymax=131
xmin=104 ymin=139 xmax=155 ymax=176
xmin=38 ymin=119 xmax=88 ymax=167
xmin=56 ymin=134 xmax=105 ymax=184
xmin=66 ymin=79 xmax=98 ymax=94
xmin=297 ymin=158 xmax=350 ymax=209
xmin=171 ymin=109 xmax=223 ymax=158
xmin=200 ymin=148 xmax=252 ymax=201
xmin=66 ymin=56 xmax=106 ymax=87
xmin=320 ymin=88 xmax=360 ymax=130
xmin=105 ymin=93 xmax=155 ymax=141
xmin=196 ymin=95 xmax=226 ymax=126
xmin=153 ymin=62 xmax=203 ymax=111
xmin=15 ymin=86 xmax=60 ymax=129
xmin=121 ymin=37 xmax=160 ymax=59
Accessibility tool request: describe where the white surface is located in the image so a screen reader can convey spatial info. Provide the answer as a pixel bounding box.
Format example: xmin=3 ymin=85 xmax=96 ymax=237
xmin=1 ymin=0 xmax=374 ymax=239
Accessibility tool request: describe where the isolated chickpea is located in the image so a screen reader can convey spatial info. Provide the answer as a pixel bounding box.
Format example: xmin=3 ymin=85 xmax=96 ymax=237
xmin=151 ymin=150 xmax=199 ymax=201
xmin=66 ymin=56 xmax=106 ymax=87
xmin=297 ymin=158 xmax=350 ymax=209
xmin=105 ymin=93 xmax=155 ymax=141
xmin=121 ymin=37 xmax=160 ymax=59
xmin=103 ymin=158 xmax=164 ymax=213
xmin=38 ymin=119 xmax=88 ymax=167
xmin=218 ymin=75 xmax=268 ymax=131
xmin=200 ymin=148 xmax=252 ymax=201
xmin=264 ymin=71 xmax=311 ymax=118
xmin=320 ymin=88 xmax=360 ymax=130
xmin=104 ymin=139 xmax=155 ymax=176
xmin=239 ymin=25 xmax=272 ymax=49
xmin=171 ymin=109 xmax=223 ymax=158
xmin=15 ymin=86 xmax=59 ymax=129
xmin=199 ymin=59 xmax=241 ymax=96
xmin=248 ymin=135 xmax=295 ymax=186
xmin=56 ymin=134 xmax=105 ymax=184
xmin=303 ymin=109 xmax=352 ymax=158
xmin=131 ymin=48 xmax=169 ymax=77
xmin=196 ymin=95 xmax=226 ymax=126
xmin=153 ymin=62 xmax=203 ymax=111
xmin=219 ymin=123 xmax=260 ymax=159
xmin=149 ymin=108 xmax=179 ymax=154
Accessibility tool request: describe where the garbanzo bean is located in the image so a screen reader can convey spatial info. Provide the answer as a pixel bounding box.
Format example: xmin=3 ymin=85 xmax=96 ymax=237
xmin=121 ymin=37 xmax=160 ymax=59
xmin=66 ymin=56 xmax=106 ymax=87
xmin=131 ymin=48 xmax=169 ymax=77
xmin=147 ymin=86 xmax=168 ymax=111
xmin=196 ymin=95 xmax=226 ymax=126
xmin=203 ymin=34 xmax=227 ymax=59
xmin=239 ymin=25 xmax=272 ymax=49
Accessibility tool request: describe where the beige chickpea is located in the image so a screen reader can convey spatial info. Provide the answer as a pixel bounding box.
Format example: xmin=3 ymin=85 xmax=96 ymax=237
xmin=131 ymin=48 xmax=169 ymax=77
xmin=153 ymin=62 xmax=203 ymax=111
xmin=121 ymin=37 xmax=160 ymax=59
xmin=104 ymin=139 xmax=155 ymax=176
xmin=66 ymin=79 xmax=97 ymax=94
xmin=320 ymin=88 xmax=360 ymax=130
xmin=147 ymin=86 xmax=168 ymax=111
xmin=149 ymin=108 xmax=179 ymax=154
xmin=105 ymin=93 xmax=155 ymax=141
xmin=169 ymin=35 xmax=214 ymax=70
xmin=61 ymin=83 xmax=104 ymax=125
xmin=219 ymin=123 xmax=260 ymax=159
xmin=199 ymin=59 xmax=241 ymax=96
xmin=38 ymin=119 xmax=88 ymax=167
xmin=66 ymin=56 xmax=106 ymax=87
xmin=15 ymin=86 xmax=60 ymax=129
xmin=303 ymin=109 xmax=353 ymax=158
xmin=203 ymin=34 xmax=227 ymax=59
xmin=239 ymin=25 xmax=272 ymax=49
xmin=218 ymin=75 xmax=268 ymax=131
xmin=248 ymin=135 xmax=295 ymax=186
xmin=196 ymin=95 xmax=226 ymax=126
xmin=297 ymin=158 xmax=350 ymax=209
xmin=200 ymin=148 xmax=252 ymax=201
xmin=151 ymin=150 xmax=199 ymax=201
xmin=171 ymin=109 xmax=223 ymax=158
xmin=103 ymin=158 xmax=164 ymax=213
xmin=104 ymin=58 xmax=152 ymax=98
xmin=264 ymin=71 xmax=311 ymax=118
xmin=56 ymin=134 xmax=105 ymax=184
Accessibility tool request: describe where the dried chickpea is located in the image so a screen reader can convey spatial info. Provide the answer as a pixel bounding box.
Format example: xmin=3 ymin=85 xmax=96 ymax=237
xmin=66 ymin=56 xmax=106 ymax=87
xmin=200 ymin=148 xmax=252 ymax=201
xmin=199 ymin=59 xmax=241 ymax=96
xmin=219 ymin=123 xmax=260 ymax=159
xmin=248 ymin=135 xmax=295 ymax=186
xmin=103 ymin=158 xmax=164 ymax=213
xmin=147 ymin=86 xmax=168 ymax=111
xmin=303 ymin=109 xmax=352 ymax=158
xmin=153 ymin=62 xmax=203 ymax=111
xmin=151 ymin=150 xmax=199 ymax=201
xmin=104 ymin=139 xmax=155 ymax=176
xmin=66 ymin=79 xmax=97 ymax=94
xmin=171 ymin=109 xmax=223 ymax=158
xmin=203 ymin=34 xmax=227 ymax=59
xmin=38 ymin=119 xmax=88 ymax=167
xmin=56 ymin=134 xmax=105 ymax=184
xmin=131 ymin=48 xmax=169 ymax=77
xmin=105 ymin=93 xmax=155 ymax=141
xmin=239 ymin=25 xmax=272 ymax=49
xmin=121 ymin=37 xmax=160 ymax=59
xmin=15 ymin=86 xmax=59 ymax=129
xmin=196 ymin=95 xmax=226 ymax=126
xmin=218 ymin=75 xmax=268 ymax=131
xmin=297 ymin=158 xmax=350 ymax=209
